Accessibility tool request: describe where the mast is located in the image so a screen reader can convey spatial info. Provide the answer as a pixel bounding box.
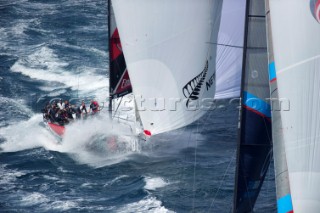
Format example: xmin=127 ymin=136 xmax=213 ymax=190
xmin=233 ymin=0 xmax=272 ymax=212
xmin=233 ymin=0 xmax=250 ymax=211
xmin=108 ymin=0 xmax=112 ymax=118
xmin=265 ymin=1 xmax=293 ymax=212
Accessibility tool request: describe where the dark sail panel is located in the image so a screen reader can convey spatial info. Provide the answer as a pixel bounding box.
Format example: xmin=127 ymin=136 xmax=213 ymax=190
xmin=109 ymin=2 xmax=132 ymax=99
xmin=233 ymin=0 xmax=272 ymax=212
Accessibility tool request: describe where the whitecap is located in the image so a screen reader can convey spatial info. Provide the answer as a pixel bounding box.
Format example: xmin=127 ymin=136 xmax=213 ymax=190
xmin=0 ymin=114 xmax=58 ymax=152
xmin=43 ymin=175 xmax=59 ymax=181
xmin=20 ymin=192 xmax=50 ymax=206
xmin=0 ymin=168 xmax=25 ymax=185
xmin=103 ymin=175 xmax=129 ymax=187
xmin=52 ymin=41 xmax=108 ymax=57
xmin=0 ymin=96 xmax=33 ymax=127
xmin=117 ymin=197 xmax=174 ymax=213
xmin=10 ymin=46 xmax=108 ymax=95
xmin=11 ymin=22 xmax=29 ymax=36
xmin=49 ymin=200 xmax=78 ymax=211
xmin=144 ymin=177 xmax=169 ymax=191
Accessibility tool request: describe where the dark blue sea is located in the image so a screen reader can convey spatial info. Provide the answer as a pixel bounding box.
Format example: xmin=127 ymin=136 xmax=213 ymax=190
xmin=0 ymin=0 xmax=276 ymax=212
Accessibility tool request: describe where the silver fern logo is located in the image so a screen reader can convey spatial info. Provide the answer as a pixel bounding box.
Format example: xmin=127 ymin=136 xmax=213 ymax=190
xmin=182 ymin=60 xmax=208 ymax=107
xmin=310 ymin=0 xmax=320 ymax=23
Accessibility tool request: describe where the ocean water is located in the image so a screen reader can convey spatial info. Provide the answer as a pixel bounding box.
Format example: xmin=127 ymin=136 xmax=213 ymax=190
xmin=0 ymin=0 xmax=276 ymax=212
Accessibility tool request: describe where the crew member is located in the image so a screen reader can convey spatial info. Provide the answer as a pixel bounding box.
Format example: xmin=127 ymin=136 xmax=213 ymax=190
xmin=64 ymin=100 xmax=70 ymax=109
xmin=57 ymin=99 xmax=65 ymax=110
xmin=89 ymin=100 xmax=100 ymax=114
xmin=77 ymin=101 xmax=87 ymax=119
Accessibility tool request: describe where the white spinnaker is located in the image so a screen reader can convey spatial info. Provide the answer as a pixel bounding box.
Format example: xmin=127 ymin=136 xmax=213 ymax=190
xmin=111 ymin=0 xmax=222 ymax=135
xmin=270 ymin=0 xmax=320 ymax=212
xmin=214 ymin=0 xmax=245 ymax=99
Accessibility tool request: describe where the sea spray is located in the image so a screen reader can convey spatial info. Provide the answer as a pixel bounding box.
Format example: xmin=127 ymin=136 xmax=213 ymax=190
xmin=0 ymin=112 xmax=143 ymax=167
xmin=0 ymin=114 xmax=57 ymax=152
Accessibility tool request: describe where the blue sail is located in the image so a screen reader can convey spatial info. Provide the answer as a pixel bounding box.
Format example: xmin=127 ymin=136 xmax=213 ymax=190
xmin=233 ymin=0 xmax=273 ymax=212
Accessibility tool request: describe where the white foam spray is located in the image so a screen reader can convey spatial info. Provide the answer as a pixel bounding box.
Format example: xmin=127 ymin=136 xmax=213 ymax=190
xmin=0 ymin=112 xmax=142 ymax=167
xmin=144 ymin=177 xmax=170 ymax=191
xmin=117 ymin=196 xmax=174 ymax=213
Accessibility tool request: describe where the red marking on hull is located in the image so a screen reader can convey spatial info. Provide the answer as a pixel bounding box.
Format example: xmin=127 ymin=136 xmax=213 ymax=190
xmin=144 ymin=130 xmax=151 ymax=136
xmin=48 ymin=122 xmax=65 ymax=137
xmin=287 ymin=211 xmax=294 ymax=213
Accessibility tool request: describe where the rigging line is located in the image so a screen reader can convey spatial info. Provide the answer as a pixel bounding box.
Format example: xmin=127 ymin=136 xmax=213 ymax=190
xmin=189 ymin=101 xmax=227 ymax=211
xmin=190 ymin=100 xmax=217 ymax=206
xmin=112 ymin=96 xmax=123 ymax=119
xmin=77 ymin=72 xmax=80 ymax=98
xmin=262 ymin=114 xmax=273 ymax=209
xmin=208 ymin=148 xmax=237 ymax=212
xmin=207 ymin=103 xmax=237 ymax=211
xmin=262 ymin=115 xmax=272 ymax=144
xmin=247 ymin=46 xmax=267 ymax=50
xmin=192 ymin=119 xmax=200 ymax=212
xmin=175 ymin=109 xmax=194 ymax=213
xmin=248 ymin=15 xmax=265 ymax=18
xmin=190 ymin=99 xmax=216 ymax=212
xmin=229 ymin=206 xmax=233 ymax=213
xmin=181 ymin=98 xmax=198 ymax=212
xmin=271 ymin=87 xmax=278 ymax=95
xmin=277 ymin=54 xmax=320 ymax=74
xmin=76 ymin=4 xmax=81 ymax=99
xmin=206 ymin=42 xmax=243 ymax=49
xmin=266 ymin=155 xmax=274 ymax=210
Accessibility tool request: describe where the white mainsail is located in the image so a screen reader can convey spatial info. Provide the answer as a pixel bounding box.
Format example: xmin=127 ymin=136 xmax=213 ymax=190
xmin=214 ymin=0 xmax=246 ymax=99
xmin=111 ymin=0 xmax=223 ymax=135
xmin=270 ymin=0 xmax=320 ymax=212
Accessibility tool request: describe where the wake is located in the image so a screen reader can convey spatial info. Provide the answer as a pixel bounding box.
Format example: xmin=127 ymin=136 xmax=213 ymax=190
xmin=0 ymin=113 xmax=144 ymax=167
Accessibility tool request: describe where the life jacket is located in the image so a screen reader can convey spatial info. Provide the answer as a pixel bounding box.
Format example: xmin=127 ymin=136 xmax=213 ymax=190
xmin=90 ymin=101 xmax=99 ymax=112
